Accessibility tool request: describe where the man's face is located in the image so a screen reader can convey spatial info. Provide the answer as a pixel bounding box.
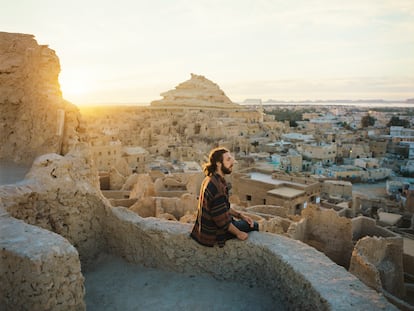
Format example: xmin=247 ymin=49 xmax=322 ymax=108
xmin=219 ymin=152 xmax=236 ymax=175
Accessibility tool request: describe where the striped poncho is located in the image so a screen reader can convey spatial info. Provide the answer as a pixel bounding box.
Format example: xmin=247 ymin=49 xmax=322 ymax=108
xmin=190 ymin=173 xmax=232 ymax=247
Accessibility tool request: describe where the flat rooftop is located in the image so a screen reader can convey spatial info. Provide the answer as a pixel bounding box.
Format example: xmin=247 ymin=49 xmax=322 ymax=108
xmin=249 ymin=172 xmax=304 ymax=187
xmin=268 ymin=187 xmax=305 ymax=198
xmin=378 ymin=212 xmax=402 ymax=226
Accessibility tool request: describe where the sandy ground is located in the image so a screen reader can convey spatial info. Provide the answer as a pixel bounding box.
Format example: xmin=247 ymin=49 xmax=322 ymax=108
xmin=84 ymin=253 xmax=283 ymax=311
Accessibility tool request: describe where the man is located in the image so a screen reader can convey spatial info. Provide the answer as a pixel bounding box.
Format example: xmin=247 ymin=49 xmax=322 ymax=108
xmin=191 ymin=147 xmax=259 ymax=247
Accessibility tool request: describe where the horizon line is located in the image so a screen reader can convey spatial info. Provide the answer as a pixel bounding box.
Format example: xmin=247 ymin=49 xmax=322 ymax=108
xmin=72 ymin=97 xmax=414 ymax=106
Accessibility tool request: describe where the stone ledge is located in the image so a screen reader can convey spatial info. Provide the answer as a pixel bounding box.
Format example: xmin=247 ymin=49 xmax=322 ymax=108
xmin=104 ymin=206 xmax=397 ymax=310
xmin=0 ymin=216 xmax=85 ymax=311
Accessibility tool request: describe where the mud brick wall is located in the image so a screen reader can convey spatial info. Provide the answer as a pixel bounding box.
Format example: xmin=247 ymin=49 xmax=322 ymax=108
xmin=0 ymin=216 xmax=85 ymax=311
xmin=104 ymin=206 xmax=397 ymax=311
xmin=0 ymin=150 xmax=109 ymax=265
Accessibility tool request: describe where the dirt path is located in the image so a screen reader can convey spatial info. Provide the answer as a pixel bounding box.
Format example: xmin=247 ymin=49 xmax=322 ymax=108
xmin=84 ymin=254 xmax=285 ymax=311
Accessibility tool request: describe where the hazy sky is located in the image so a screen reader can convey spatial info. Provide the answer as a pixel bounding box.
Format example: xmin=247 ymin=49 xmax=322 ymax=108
xmin=2 ymin=0 xmax=414 ymax=104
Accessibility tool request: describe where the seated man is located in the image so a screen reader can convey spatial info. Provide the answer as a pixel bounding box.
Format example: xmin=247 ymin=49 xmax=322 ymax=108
xmin=191 ymin=147 xmax=258 ymax=247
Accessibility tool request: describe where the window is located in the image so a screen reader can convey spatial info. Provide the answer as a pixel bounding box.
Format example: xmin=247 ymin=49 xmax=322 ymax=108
xmin=246 ymin=195 xmax=252 ymax=201
xmin=295 ymin=204 xmax=301 ymax=215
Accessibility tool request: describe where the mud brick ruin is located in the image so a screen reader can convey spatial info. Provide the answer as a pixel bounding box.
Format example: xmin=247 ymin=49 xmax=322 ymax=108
xmin=1 ymin=32 xmax=411 ymax=310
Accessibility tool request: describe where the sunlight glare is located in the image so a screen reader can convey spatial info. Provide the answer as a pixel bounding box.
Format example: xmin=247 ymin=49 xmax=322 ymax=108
xmin=59 ymin=70 xmax=95 ymax=103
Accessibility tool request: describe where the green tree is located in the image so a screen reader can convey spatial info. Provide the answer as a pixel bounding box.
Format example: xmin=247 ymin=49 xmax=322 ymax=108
xmin=289 ymin=120 xmax=298 ymax=127
xmin=267 ymin=108 xmax=303 ymax=126
xmin=387 ymin=116 xmax=410 ymax=128
xmin=339 ymin=121 xmax=353 ymax=130
xmin=361 ymin=114 xmax=376 ymax=128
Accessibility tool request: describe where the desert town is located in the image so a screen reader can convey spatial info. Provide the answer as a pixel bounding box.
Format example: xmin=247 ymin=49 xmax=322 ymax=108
xmin=1 ymin=32 xmax=413 ymax=310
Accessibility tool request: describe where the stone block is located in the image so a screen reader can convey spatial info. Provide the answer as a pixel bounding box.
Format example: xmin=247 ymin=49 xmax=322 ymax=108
xmin=0 ymin=216 xmax=85 ymax=310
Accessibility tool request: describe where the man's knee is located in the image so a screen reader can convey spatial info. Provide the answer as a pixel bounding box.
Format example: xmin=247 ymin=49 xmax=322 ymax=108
xmin=234 ymin=220 xmax=259 ymax=232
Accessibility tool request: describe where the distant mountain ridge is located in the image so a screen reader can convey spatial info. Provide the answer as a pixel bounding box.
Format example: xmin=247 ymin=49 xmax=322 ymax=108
xmin=242 ymin=98 xmax=414 ymax=104
xmin=263 ymin=99 xmax=414 ymax=104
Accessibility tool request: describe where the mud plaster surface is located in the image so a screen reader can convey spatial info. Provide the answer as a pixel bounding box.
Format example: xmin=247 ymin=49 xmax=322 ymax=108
xmin=84 ymin=253 xmax=284 ymax=311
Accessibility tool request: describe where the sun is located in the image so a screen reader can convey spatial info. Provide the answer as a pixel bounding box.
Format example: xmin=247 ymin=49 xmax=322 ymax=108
xmin=59 ymin=70 xmax=95 ymax=103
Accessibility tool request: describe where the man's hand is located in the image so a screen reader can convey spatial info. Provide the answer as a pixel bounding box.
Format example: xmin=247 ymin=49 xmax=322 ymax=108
xmin=241 ymin=214 xmax=255 ymax=228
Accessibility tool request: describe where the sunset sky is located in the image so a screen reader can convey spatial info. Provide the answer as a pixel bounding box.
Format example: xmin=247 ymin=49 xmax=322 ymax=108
xmin=2 ymin=0 xmax=414 ymax=104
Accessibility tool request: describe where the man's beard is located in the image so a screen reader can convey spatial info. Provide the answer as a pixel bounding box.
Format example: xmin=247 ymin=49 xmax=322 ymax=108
xmin=221 ymin=165 xmax=232 ymax=175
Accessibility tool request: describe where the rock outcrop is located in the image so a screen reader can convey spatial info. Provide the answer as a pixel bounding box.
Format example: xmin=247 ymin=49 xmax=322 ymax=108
xmin=0 ymin=32 xmax=84 ymax=165
xmin=150 ymin=73 xmax=241 ymax=109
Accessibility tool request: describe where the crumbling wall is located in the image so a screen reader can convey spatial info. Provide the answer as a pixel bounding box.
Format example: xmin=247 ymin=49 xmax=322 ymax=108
xmin=109 ymin=167 xmax=127 ymax=190
xmin=298 ymin=205 xmax=354 ymax=268
xmin=405 ymin=190 xmax=414 ymax=213
xmin=404 ymin=253 xmax=414 ymax=276
xmin=246 ymin=204 xmax=288 ymax=218
xmin=352 ymin=216 xmax=397 ymax=240
xmin=0 ymin=32 xmax=84 ymax=165
xmin=243 ymin=205 xmax=293 ymax=235
xmin=259 ymin=215 xmax=292 ymax=235
xmin=349 ymin=236 xmax=406 ymax=299
xmin=0 ymin=145 xmax=109 ymax=264
xmin=129 ymin=174 xmax=155 ymax=199
xmin=129 ymin=194 xmax=197 ymax=222
xmin=0 ymin=215 xmax=85 ymax=311
xmin=104 ymin=206 xmax=397 ymax=310
xmin=322 ymin=180 xmax=353 ymax=198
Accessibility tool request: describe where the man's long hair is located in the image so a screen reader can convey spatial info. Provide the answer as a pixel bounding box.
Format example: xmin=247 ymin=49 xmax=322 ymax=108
xmin=203 ymin=147 xmax=230 ymax=176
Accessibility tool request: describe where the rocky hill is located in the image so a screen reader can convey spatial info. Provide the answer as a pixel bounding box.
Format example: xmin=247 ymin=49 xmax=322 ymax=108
xmin=151 ymin=73 xmax=240 ymax=109
xmin=0 ymin=32 xmax=83 ymax=164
